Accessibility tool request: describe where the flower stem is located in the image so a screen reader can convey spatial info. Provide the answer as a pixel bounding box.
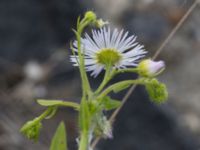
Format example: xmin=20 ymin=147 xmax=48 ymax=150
xmin=115 ymin=68 xmax=138 ymax=74
xmin=38 ymin=107 xmax=54 ymax=121
xmin=76 ymin=30 xmax=91 ymax=98
xmin=98 ymin=78 xmax=147 ymax=98
xmin=78 ymin=130 xmax=89 ymax=150
xmin=77 ymin=15 xmax=95 ymax=150
xmin=95 ymin=65 xmax=114 ymax=94
xmin=78 ymin=96 xmax=91 ymax=150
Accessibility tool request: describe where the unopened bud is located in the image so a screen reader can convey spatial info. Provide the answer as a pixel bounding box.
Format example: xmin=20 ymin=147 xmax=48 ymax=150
xmin=95 ymin=19 xmax=109 ymax=28
xmin=145 ymin=79 xmax=168 ymax=104
xmin=138 ymin=59 xmax=165 ymax=77
xmin=84 ymin=11 xmax=97 ymax=23
xmin=20 ymin=119 xmax=42 ymax=142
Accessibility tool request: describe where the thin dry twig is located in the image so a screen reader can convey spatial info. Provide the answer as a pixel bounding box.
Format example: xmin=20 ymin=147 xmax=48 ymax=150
xmin=91 ymin=0 xmax=199 ymax=148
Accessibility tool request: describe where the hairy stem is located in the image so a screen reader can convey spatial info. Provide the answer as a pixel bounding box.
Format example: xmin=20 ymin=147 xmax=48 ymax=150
xmin=78 ymin=130 xmax=89 ymax=150
xmin=98 ymin=79 xmax=146 ymax=98
xmin=95 ymin=65 xmax=114 ymax=94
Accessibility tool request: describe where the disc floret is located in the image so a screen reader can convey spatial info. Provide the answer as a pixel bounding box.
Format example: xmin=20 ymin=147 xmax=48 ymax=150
xmin=96 ymin=48 xmax=122 ymax=66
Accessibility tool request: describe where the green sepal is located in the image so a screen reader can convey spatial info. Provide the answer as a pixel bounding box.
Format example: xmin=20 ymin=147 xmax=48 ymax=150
xmin=50 ymin=121 xmax=67 ymax=150
xmin=145 ymin=78 xmax=168 ymax=104
xmin=101 ymin=96 xmax=121 ymax=111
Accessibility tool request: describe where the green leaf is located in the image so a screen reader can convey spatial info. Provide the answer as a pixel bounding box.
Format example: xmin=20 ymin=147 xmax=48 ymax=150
xmin=102 ymin=96 xmax=121 ymax=110
xmin=37 ymin=99 xmax=80 ymax=110
xmin=112 ymin=83 xmax=130 ymax=93
xmin=50 ymin=122 xmax=67 ymax=150
xmin=37 ymin=99 xmax=63 ymax=106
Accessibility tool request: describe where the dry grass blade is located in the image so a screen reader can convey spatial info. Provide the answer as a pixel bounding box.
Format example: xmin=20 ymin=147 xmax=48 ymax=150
xmin=91 ymin=0 xmax=199 ymax=149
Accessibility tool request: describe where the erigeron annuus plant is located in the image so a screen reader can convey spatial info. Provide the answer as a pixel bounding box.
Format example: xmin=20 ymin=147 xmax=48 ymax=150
xmin=20 ymin=11 xmax=168 ymax=150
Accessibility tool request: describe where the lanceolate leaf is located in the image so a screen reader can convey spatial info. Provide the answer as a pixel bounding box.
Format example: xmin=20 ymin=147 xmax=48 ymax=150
xmin=96 ymin=96 xmax=121 ymax=110
xmin=50 ymin=122 xmax=67 ymax=150
xmin=37 ymin=99 xmax=80 ymax=110
xmin=102 ymin=96 xmax=121 ymax=111
xmin=37 ymin=99 xmax=64 ymax=106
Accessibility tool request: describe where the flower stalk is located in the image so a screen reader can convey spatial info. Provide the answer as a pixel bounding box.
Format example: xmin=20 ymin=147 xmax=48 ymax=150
xmin=95 ymin=64 xmax=114 ymax=94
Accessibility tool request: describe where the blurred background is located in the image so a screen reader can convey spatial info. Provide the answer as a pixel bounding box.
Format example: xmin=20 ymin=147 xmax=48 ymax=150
xmin=0 ymin=0 xmax=200 ymax=149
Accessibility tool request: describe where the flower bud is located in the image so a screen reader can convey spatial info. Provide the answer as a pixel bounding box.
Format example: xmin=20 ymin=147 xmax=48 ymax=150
xmin=138 ymin=59 xmax=165 ymax=77
xmin=20 ymin=119 xmax=42 ymax=142
xmin=84 ymin=11 xmax=97 ymax=23
xmin=95 ymin=19 xmax=109 ymax=28
xmin=145 ymin=79 xmax=168 ymax=104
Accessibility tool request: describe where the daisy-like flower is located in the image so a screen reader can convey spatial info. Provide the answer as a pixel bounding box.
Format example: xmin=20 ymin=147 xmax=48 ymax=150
xmin=70 ymin=27 xmax=147 ymax=77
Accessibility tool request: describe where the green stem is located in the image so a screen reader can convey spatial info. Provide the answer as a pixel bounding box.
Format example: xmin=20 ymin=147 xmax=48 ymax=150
xmin=75 ymin=18 xmax=93 ymax=98
xmin=38 ymin=107 xmax=53 ymax=121
xmin=98 ymin=78 xmax=146 ymax=98
xmin=95 ymin=65 xmax=114 ymax=94
xmin=95 ymin=68 xmax=138 ymax=95
xmin=77 ymin=20 xmax=92 ymax=150
xmin=76 ymin=16 xmax=96 ymax=150
xmin=78 ymin=130 xmax=89 ymax=150
xmin=78 ymin=97 xmax=90 ymax=150
xmin=76 ymin=31 xmax=90 ymax=98
xmin=115 ymin=68 xmax=138 ymax=75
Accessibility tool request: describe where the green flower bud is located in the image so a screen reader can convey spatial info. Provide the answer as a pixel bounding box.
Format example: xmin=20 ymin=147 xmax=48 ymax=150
xmin=20 ymin=119 xmax=42 ymax=142
xmin=145 ymin=79 xmax=168 ymax=104
xmin=138 ymin=59 xmax=165 ymax=77
xmin=84 ymin=11 xmax=97 ymax=23
xmin=95 ymin=19 xmax=109 ymax=28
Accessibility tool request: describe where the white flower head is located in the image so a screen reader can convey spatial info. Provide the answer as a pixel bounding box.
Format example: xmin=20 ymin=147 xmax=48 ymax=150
xmin=70 ymin=27 xmax=147 ymax=77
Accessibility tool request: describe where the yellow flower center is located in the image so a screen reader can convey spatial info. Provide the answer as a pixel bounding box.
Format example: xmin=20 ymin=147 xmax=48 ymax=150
xmin=96 ymin=48 xmax=122 ymax=66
